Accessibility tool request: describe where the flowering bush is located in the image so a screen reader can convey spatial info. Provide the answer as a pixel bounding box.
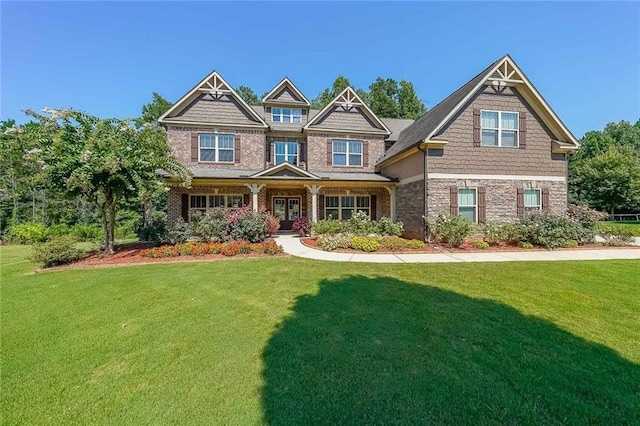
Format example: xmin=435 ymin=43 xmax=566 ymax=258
xmin=141 ymin=239 xmax=283 ymax=258
xmin=292 ymin=217 xmax=309 ymax=236
xmin=265 ymin=214 xmax=281 ymax=236
xmin=317 ymin=235 xmax=340 ymax=251
xmin=374 ymin=217 xmax=404 ymax=237
xmin=518 ymin=212 xmax=582 ymax=249
xmin=431 ymin=214 xmax=474 ymax=248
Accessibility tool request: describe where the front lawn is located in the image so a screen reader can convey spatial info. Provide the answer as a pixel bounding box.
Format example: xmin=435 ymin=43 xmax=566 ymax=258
xmin=2 ymin=245 xmax=639 ymax=424
xmin=603 ymin=220 xmax=640 ymax=236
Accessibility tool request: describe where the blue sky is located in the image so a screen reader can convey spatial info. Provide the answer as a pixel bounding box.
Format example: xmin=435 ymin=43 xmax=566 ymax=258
xmin=2 ymin=2 xmax=638 ymax=137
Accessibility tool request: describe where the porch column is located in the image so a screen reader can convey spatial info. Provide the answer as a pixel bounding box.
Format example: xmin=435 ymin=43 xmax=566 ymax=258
xmin=385 ymin=185 xmax=397 ymax=221
xmin=305 ymin=185 xmax=323 ymax=223
xmin=245 ymin=184 xmax=266 ymax=212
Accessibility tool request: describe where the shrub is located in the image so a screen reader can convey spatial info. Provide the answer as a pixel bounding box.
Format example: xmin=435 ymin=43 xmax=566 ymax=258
xmin=431 ymin=214 xmax=474 ymax=248
xmin=348 ymin=211 xmax=375 ymax=236
xmin=227 ymin=207 xmax=269 ymax=243
xmin=350 ymin=236 xmax=380 ymax=252
xmin=167 ymin=219 xmax=194 ymax=244
xmin=136 ymin=223 xmax=166 ymax=245
xmin=193 ymin=210 xmax=228 ymax=242
xmin=380 ymin=236 xmax=409 ymax=250
xmin=317 ymin=235 xmax=339 ymax=251
xmin=312 ymin=219 xmax=345 ymax=236
xmin=265 ymin=214 xmax=281 ymax=236
xmin=334 ymin=233 xmax=353 ymax=249
xmin=597 ymin=223 xmax=635 ymax=246
xmin=564 ymin=239 xmax=579 ymax=248
xmin=567 ymin=204 xmax=607 ymax=244
xmin=261 ymin=239 xmax=284 ymax=255
xmin=46 ymin=224 xmax=71 ymax=238
xmin=292 ymin=217 xmax=309 ymax=236
xmin=32 ymin=235 xmax=84 ymax=267
xmin=220 ymin=241 xmax=241 ymax=256
xmin=238 ymin=240 xmax=252 ymax=254
xmin=8 ymin=222 xmax=48 ymax=244
xmin=374 ymin=217 xmax=404 ymax=236
xmin=501 ymin=223 xmax=526 ymax=245
xmin=518 ymin=211 xmax=581 ymax=249
xmin=481 ymin=223 xmax=504 ymax=246
xmin=70 ymin=224 xmax=103 ymax=242
xmin=472 ymin=240 xmax=490 ymax=249
xmin=407 ymin=239 xmax=424 ymax=249
xmin=518 ymin=241 xmax=534 ymax=249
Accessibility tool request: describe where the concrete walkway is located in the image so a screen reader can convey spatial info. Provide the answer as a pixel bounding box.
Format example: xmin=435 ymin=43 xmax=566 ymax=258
xmin=274 ymin=234 xmax=640 ymax=263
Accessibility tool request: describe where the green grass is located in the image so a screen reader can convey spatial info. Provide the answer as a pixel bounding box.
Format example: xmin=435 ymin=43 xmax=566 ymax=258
xmin=602 ymin=221 xmax=640 ymax=236
xmin=2 ymin=245 xmax=639 ymax=424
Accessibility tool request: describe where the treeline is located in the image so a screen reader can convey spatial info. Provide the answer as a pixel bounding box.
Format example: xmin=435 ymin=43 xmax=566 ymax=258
xmin=237 ymin=76 xmax=427 ymax=120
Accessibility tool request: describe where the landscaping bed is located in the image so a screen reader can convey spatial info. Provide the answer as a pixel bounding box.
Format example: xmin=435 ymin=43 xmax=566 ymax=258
xmin=301 ymin=237 xmax=438 ymax=254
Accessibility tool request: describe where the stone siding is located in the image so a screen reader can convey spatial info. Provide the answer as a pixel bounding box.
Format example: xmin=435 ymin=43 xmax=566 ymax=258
xmin=396 ymin=180 xmax=425 ymax=240
xmin=426 ymin=178 xmax=567 ymax=222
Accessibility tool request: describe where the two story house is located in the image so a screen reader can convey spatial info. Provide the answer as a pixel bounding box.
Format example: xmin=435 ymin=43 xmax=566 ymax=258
xmin=159 ymin=54 xmax=579 ymax=239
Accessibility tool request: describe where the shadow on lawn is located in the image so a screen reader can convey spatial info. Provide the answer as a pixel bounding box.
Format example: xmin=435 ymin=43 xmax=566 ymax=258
xmin=261 ymin=275 xmax=640 ymax=424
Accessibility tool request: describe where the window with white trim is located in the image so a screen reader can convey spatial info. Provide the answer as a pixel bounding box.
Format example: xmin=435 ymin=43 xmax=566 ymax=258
xmin=332 ymin=140 xmax=363 ymax=167
xmin=481 ymin=110 xmax=518 ymax=147
xmin=199 ymin=134 xmax=234 ymax=162
xmin=190 ymin=194 xmax=243 ymax=219
xmin=458 ymin=188 xmax=477 ymax=223
xmin=524 ymin=188 xmax=542 ymax=213
xmin=324 ymin=195 xmax=370 ymax=220
xmin=272 ymin=108 xmax=302 ymax=123
xmin=274 ymin=141 xmax=299 ymax=165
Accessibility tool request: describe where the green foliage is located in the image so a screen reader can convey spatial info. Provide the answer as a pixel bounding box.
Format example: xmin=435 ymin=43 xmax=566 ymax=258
xmin=518 ymin=241 xmax=534 ymax=249
xmin=518 ymin=212 xmax=582 ymax=249
xmin=31 ymin=235 xmax=84 ymax=267
xmin=291 ymin=217 xmax=308 ymax=236
xmin=407 ymin=239 xmax=424 ymax=249
xmin=236 ymin=86 xmax=262 ymax=106
xmin=135 ymin=92 xmax=172 ymax=127
xmin=167 ymin=218 xmax=194 ymax=244
xmin=7 ymin=222 xmax=48 ymax=244
xmin=431 ymin=214 xmax=474 ymax=248
xmin=379 ymin=236 xmax=409 ymax=250
xmin=472 ymin=240 xmax=490 ymax=250
xmin=348 ymin=211 xmax=375 ymax=235
xmin=567 ymin=204 xmax=607 ymax=244
xmin=564 ymin=240 xmax=579 ymax=248
xmin=398 ymin=81 xmax=427 ymax=120
xmin=570 ymin=120 xmax=640 ymax=212
xmin=350 ymin=236 xmax=380 ymax=252
xmin=192 ymin=210 xmax=228 ymax=242
xmin=597 ymin=223 xmax=636 ymax=246
xmin=316 ymin=235 xmax=339 ymax=251
xmin=374 ymin=217 xmax=404 ymax=236
xmin=312 ymin=219 xmax=347 ymax=236
xmin=227 ymin=208 xmax=269 ymax=243
xmin=480 ymin=223 xmax=504 ymax=246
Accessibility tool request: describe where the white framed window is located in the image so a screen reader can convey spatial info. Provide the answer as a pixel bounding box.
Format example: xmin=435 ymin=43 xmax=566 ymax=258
xmin=190 ymin=194 xmax=244 ymax=219
xmin=199 ymin=134 xmax=235 ymax=163
xmin=458 ymin=188 xmax=477 ymax=223
xmin=324 ymin=195 xmax=370 ymax=220
xmin=272 ymin=108 xmax=302 ymax=123
xmin=481 ymin=110 xmax=519 ymax=147
xmin=332 ymin=140 xmax=363 ymax=167
xmin=524 ymin=188 xmax=542 ymax=213
xmin=274 ymin=141 xmax=299 ymax=165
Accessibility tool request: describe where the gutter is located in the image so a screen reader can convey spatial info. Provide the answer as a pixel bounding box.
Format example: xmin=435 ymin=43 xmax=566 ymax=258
xmin=418 ymin=145 xmax=429 ymax=242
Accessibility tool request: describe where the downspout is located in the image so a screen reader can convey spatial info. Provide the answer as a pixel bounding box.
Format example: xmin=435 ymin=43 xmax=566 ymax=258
xmin=418 ymin=145 xmax=429 ymax=242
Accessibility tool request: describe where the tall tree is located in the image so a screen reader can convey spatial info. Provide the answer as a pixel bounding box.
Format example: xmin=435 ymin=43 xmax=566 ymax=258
xmin=135 ymin=92 xmax=172 ymax=127
xmin=368 ymin=78 xmax=399 ymax=119
xmin=311 ymin=76 xmax=365 ymax=110
xmin=25 ymin=108 xmax=190 ymax=253
xmin=398 ymin=80 xmax=427 ymax=120
xmin=236 ymin=86 xmax=262 ymax=106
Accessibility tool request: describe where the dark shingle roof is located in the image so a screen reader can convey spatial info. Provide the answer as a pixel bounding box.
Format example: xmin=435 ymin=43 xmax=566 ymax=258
xmin=380 ymin=56 xmax=504 ymax=162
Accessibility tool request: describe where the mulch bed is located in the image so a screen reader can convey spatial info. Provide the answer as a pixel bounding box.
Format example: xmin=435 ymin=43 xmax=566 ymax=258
xmin=50 ymin=242 xmax=288 ymax=270
xmin=301 ymin=237 xmax=439 ymax=254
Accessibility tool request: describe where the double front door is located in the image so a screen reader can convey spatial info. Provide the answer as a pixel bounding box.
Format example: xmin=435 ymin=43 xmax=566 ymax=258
xmin=273 ymin=197 xmax=300 ymax=230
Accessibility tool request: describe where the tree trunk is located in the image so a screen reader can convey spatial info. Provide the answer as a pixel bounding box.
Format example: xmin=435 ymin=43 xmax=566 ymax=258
xmin=103 ymin=189 xmax=117 ymax=254
xmin=142 ymin=199 xmax=153 ymax=228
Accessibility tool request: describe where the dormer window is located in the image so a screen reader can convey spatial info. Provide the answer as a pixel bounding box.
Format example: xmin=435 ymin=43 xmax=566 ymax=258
xmin=481 ymin=110 xmax=519 ymax=147
xmin=272 ymin=108 xmax=302 ymax=123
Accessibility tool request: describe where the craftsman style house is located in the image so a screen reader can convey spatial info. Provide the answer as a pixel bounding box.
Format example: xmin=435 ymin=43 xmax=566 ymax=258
xmin=160 ymin=54 xmax=579 ymax=238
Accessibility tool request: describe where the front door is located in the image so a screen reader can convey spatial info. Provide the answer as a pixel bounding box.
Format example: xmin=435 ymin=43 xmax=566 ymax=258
xmin=273 ymin=197 xmax=300 ymax=230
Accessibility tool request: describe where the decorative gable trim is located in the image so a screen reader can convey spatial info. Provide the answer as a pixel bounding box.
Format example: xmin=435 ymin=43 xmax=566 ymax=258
xmin=250 ymin=162 xmax=319 ymax=179
xmin=262 ymin=77 xmax=311 ymax=106
xmin=304 ymin=87 xmax=391 ymax=135
xmin=159 ymin=71 xmax=268 ymax=127
xmin=426 ymin=55 xmax=579 ymax=147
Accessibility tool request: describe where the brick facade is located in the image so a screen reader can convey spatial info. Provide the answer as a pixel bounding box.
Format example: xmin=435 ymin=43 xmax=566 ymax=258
xmin=306 ymin=133 xmax=386 ymax=173
xmin=396 ymin=180 xmax=425 ymax=239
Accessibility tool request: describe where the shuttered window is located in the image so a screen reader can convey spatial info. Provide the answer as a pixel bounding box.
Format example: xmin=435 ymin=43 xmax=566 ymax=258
xmin=481 ymin=110 xmax=519 ymax=147
xmin=524 ymin=188 xmax=542 ymax=213
xmin=333 ymin=140 xmax=363 ymax=166
xmin=458 ymin=188 xmax=477 ymax=223
xmin=199 ymin=134 xmax=235 ymax=163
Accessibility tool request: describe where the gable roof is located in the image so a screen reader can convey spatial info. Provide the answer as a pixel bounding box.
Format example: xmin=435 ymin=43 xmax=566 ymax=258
xmin=262 ymin=77 xmax=311 ymax=106
xmin=159 ymin=70 xmax=268 ymax=127
xmin=250 ymin=162 xmax=319 ymax=179
xmin=380 ymin=54 xmax=579 ymax=163
xmin=304 ymin=86 xmax=391 ymax=135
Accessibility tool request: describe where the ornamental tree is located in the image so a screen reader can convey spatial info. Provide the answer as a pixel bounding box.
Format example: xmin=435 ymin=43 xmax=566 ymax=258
xmin=25 ymin=108 xmax=190 ymax=253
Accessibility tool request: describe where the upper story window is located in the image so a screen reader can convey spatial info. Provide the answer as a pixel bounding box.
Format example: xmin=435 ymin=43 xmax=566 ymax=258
xmin=481 ymin=111 xmax=519 ymax=147
xmin=272 ymin=108 xmax=302 ymax=123
xmin=274 ymin=141 xmax=298 ymax=165
xmin=199 ymin=134 xmax=234 ymax=163
xmin=524 ymin=188 xmax=541 ymax=213
xmin=333 ymin=140 xmax=363 ymax=167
